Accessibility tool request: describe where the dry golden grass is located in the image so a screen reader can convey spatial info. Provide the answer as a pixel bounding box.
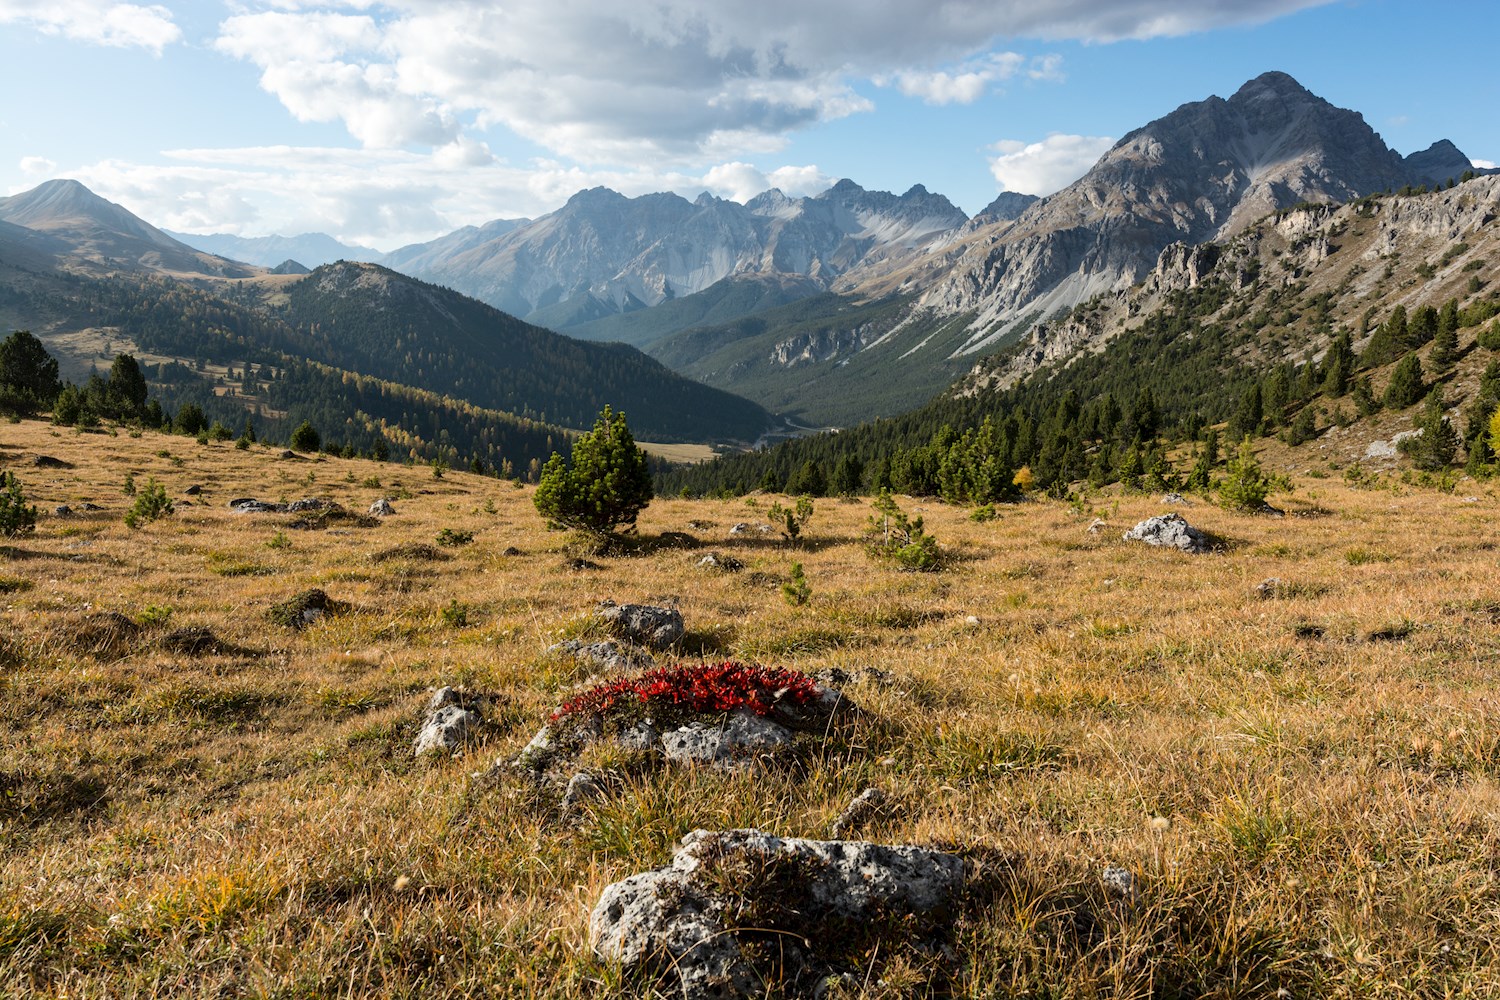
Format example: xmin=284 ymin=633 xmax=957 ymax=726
xmin=4 ymin=418 xmax=1500 ymax=997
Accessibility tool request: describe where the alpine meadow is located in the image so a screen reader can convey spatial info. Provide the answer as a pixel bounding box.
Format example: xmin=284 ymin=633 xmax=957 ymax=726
xmin=5 ymin=3 xmax=1500 ymax=997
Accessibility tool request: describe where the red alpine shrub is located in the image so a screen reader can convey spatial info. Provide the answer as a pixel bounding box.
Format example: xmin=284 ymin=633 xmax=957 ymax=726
xmin=551 ymin=661 xmax=820 ymax=723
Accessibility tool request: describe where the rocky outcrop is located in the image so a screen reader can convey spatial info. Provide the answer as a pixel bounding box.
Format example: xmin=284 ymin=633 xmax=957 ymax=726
xmin=546 ymin=638 xmax=654 ymax=673
xmin=1123 ymin=514 xmax=1211 ymax=554
xmin=590 ymin=828 xmax=963 ymax=999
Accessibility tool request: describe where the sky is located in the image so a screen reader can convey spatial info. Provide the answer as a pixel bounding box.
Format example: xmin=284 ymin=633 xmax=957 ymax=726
xmin=3 ymin=0 xmax=1497 ymax=252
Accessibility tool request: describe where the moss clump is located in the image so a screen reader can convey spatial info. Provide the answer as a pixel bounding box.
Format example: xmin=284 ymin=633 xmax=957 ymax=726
xmin=267 ymin=589 xmax=342 ymax=629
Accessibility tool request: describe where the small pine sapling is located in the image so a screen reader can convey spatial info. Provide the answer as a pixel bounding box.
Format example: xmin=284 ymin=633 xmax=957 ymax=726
xmin=781 ymin=562 xmax=811 ymax=607
xmin=767 ymin=495 xmax=814 ymax=545
xmin=0 ymin=471 xmax=38 ymax=537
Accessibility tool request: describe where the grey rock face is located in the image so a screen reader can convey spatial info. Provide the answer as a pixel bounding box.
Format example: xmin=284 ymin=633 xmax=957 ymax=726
xmin=916 ymin=72 xmax=1471 ymax=356
xmin=595 ymin=600 xmax=684 ymax=650
xmin=1254 ymin=577 xmax=1283 ymax=600
xmin=1102 ymin=865 xmax=1138 ymax=900
xmin=368 ymin=498 xmax=396 ymax=516
xmin=1122 ymin=513 xmax=1210 ymax=554
xmin=831 ymin=787 xmax=887 ymax=837
xmin=590 ymin=828 xmax=964 ymax=1000
xmin=561 ymin=771 xmax=606 ymax=814
xmin=229 ymin=497 xmax=328 ymax=514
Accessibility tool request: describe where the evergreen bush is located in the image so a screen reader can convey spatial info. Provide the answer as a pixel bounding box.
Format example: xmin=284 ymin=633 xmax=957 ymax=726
xmin=1218 ymin=438 xmax=1271 ymax=511
xmin=0 ymin=471 xmax=38 ymax=537
xmin=533 ymin=406 xmax=652 ymax=534
xmin=123 ymin=478 xmax=174 ymax=529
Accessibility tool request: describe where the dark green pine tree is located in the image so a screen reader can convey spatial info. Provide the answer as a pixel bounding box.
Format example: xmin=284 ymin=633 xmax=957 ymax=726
xmin=1286 ymin=404 xmax=1318 ymax=446
xmin=0 ymin=330 xmax=63 ymax=417
xmin=1430 ymin=319 xmax=1458 ymax=372
xmin=1322 ymin=332 xmax=1355 ymax=397
xmin=1409 ymin=391 xmax=1459 ymax=470
xmin=1361 ymin=306 xmax=1408 ymax=367
xmin=785 ymin=459 xmax=829 ymax=497
xmin=1407 ymin=305 xmax=1439 ymax=349
xmin=533 ymin=405 xmax=653 ymax=534
xmin=1383 ymin=354 xmax=1426 ymax=409
xmin=1228 ymin=383 xmax=1263 ymax=440
xmin=830 ymin=453 xmax=864 ymax=496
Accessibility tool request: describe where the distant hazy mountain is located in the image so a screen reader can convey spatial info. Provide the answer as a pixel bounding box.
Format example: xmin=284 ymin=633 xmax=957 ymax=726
xmin=379 ymin=217 xmax=529 ymax=273
xmin=383 ymin=181 xmax=968 ymax=329
xmin=0 ymin=179 xmax=257 ymax=278
xmin=0 ymin=178 xmax=773 ymax=445
xmin=164 ymin=229 xmax=382 ymax=268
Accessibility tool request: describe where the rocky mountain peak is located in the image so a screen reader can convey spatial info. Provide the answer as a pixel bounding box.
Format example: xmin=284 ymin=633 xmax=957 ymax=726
xmin=1229 ymin=69 xmax=1315 ymax=105
xmin=0 ymin=177 xmax=256 ymax=278
xmin=1402 ymin=139 xmax=1475 ymax=186
xmin=907 ymin=71 xmax=1469 ymax=356
xmin=0 ymin=178 xmax=175 ymax=248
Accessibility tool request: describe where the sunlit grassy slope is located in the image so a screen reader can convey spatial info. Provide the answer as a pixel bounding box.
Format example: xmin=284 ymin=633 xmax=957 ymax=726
xmin=3 ymin=417 xmax=1500 ymax=997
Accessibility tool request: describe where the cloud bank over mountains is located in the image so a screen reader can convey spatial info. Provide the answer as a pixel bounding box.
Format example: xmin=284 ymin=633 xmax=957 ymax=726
xmin=5 ymin=0 xmax=1332 ymax=245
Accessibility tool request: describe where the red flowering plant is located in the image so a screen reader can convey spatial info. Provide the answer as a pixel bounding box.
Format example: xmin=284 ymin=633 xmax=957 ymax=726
xmin=550 ymin=661 xmax=821 ymax=730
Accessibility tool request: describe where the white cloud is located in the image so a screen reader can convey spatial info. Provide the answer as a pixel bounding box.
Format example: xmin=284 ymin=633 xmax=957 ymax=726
xmin=988 ymin=133 xmax=1115 ymax=195
xmin=887 ymin=53 xmax=1027 ymax=105
xmin=0 ymin=0 xmax=180 ymax=53
xmin=19 ymin=156 xmax=57 ymax=175
xmin=207 ymin=0 xmax=1329 ymax=161
xmin=1471 ymin=159 xmax=1495 ymax=170
xmin=701 ymin=162 xmax=832 ymax=202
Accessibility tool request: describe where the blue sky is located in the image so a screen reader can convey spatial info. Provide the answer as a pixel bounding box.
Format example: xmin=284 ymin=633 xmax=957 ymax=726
xmin=3 ymin=1 xmax=1495 ymax=250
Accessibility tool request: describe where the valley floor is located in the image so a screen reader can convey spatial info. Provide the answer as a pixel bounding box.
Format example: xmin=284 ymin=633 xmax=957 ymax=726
xmin=3 ymin=419 xmax=1500 ymax=997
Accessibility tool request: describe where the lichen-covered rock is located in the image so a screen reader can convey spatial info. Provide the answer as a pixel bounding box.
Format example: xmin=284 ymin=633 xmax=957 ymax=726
xmin=660 ymin=710 xmax=793 ymax=767
xmin=561 ymin=771 xmax=606 ymax=813
xmin=511 ymin=664 xmax=852 ymax=781
xmin=267 ymin=588 xmax=336 ymax=628
xmin=1102 ymin=864 xmax=1138 ymax=901
xmin=369 ymin=497 xmax=396 ymax=516
xmin=595 ymin=600 xmax=684 ymax=650
xmin=1122 ymin=513 xmax=1210 ymax=553
xmin=590 ymin=828 xmax=964 ymax=999
xmin=413 ymin=705 xmax=479 ymax=755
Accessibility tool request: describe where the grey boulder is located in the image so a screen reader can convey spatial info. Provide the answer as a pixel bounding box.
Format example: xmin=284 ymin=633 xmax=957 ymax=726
xmin=1122 ymin=513 xmax=1210 ymax=553
xmin=595 ymin=600 xmax=684 ymax=650
xmin=412 ymin=687 xmax=481 ymax=756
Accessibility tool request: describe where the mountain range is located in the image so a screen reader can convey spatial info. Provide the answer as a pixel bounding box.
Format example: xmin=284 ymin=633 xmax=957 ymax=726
xmin=0 ymin=179 xmax=775 ymax=463
xmin=273 ymin=70 xmax=1475 ymax=426
xmin=163 ymin=230 xmax=383 ymax=270
xmin=0 ymin=70 xmax=1488 ymax=456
